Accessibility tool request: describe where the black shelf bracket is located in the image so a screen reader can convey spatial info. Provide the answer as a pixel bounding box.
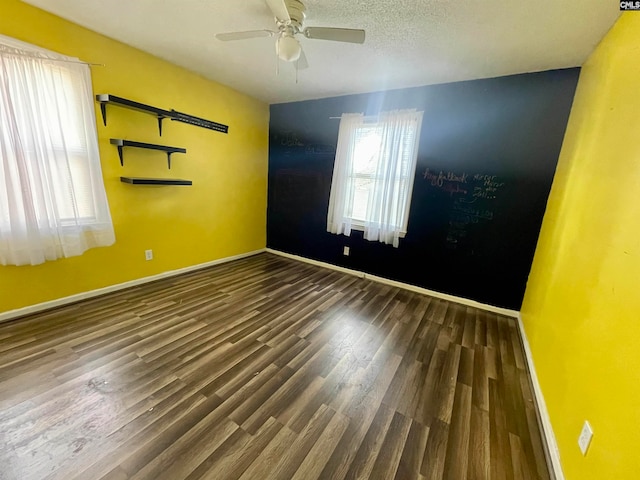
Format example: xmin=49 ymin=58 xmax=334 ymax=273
xmin=97 ymin=94 xmax=172 ymax=136
xmin=110 ymin=139 xmax=186 ymax=169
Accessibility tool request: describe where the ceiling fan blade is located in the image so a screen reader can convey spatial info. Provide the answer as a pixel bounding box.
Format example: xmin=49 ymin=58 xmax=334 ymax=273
xmin=215 ymin=30 xmax=274 ymax=41
xmin=266 ymin=0 xmax=291 ymax=22
xmin=304 ymin=27 xmax=365 ymax=44
xmin=297 ymin=48 xmax=309 ymax=70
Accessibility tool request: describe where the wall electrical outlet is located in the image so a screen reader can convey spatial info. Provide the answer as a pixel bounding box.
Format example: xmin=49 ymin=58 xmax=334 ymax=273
xmin=578 ymin=421 xmax=593 ymax=455
xmin=145 ymin=249 xmax=153 ymax=261
xmin=343 ymin=246 xmax=350 ymax=256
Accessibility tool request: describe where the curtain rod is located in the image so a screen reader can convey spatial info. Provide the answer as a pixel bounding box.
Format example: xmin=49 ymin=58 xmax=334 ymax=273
xmin=330 ymin=111 xmax=421 ymax=120
xmin=329 ymin=115 xmax=377 ymax=120
xmin=329 ymin=115 xmax=380 ymax=121
xmin=0 ymin=50 xmax=104 ymax=67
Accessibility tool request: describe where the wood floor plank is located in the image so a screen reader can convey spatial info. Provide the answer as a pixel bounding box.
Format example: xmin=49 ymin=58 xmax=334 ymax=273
xmin=421 ymin=417 xmax=450 ymax=478
xmin=519 ymin=370 xmax=554 ymax=479
xmin=236 ymin=422 xmax=299 ymax=480
xmin=267 ymin=404 xmax=336 ymax=479
xmin=468 ymin=404 xmax=491 ymax=480
xmin=368 ymin=410 xmax=413 ymax=480
xmin=442 ymin=382 xmax=473 ymax=479
xmin=489 ymin=377 xmax=515 ymax=480
xmin=343 ymin=404 xmax=396 ymax=480
xmin=185 ymin=416 xmax=283 ymax=480
xmin=131 ymin=417 xmax=238 ymax=480
xmin=317 ymin=392 xmax=388 ymax=479
xmin=0 ymin=253 xmax=551 ymax=480
xmin=393 ymin=419 xmax=429 ymax=480
xmin=290 ymin=409 xmax=350 ymax=480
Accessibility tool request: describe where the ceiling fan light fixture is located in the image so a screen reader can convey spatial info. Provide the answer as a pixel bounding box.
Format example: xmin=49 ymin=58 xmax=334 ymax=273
xmin=277 ymin=34 xmax=301 ymax=62
xmin=216 ymin=0 xmax=366 ymax=72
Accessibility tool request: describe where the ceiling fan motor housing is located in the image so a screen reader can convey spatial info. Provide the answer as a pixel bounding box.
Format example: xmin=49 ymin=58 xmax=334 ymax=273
xmin=284 ymin=0 xmax=306 ymax=29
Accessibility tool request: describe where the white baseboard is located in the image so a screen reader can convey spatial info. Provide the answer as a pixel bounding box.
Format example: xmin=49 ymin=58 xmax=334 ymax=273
xmin=517 ymin=314 xmax=564 ymax=480
xmin=267 ymin=248 xmax=367 ymax=279
xmin=0 ymin=248 xmax=267 ymax=324
xmin=266 ymin=248 xmax=519 ymax=317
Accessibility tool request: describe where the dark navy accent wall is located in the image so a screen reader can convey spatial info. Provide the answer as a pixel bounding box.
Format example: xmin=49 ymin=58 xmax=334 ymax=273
xmin=267 ymin=69 xmax=580 ymax=310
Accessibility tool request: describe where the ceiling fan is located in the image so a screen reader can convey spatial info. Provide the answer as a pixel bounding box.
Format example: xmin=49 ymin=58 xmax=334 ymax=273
xmin=215 ymin=0 xmax=366 ymax=69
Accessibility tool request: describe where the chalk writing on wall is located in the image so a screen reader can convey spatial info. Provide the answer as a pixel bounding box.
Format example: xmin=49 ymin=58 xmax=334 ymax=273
xmin=305 ymin=144 xmax=336 ymax=155
xmin=422 ymin=168 xmax=506 ymax=249
xmin=278 ymin=131 xmax=305 ymax=147
xmin=272 ymin=132 xmax=336 ymax=156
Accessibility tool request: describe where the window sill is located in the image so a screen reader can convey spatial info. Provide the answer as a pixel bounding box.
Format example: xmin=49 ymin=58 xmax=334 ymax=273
xmin=349 ymin=221 xmax=406 ymax=238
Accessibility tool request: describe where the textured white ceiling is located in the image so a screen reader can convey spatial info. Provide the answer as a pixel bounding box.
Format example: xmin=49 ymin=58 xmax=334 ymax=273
xmin=23 ymin=0 xmax=619 ymax=104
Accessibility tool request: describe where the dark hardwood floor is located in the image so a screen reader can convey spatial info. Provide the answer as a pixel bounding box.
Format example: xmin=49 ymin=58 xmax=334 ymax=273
xmin=0 ymin=253 xmax=550 ymax=480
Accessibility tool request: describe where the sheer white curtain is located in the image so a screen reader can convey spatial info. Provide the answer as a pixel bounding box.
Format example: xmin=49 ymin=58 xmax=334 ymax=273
xmin=327 ymin=113 xmax=364 ymax=237
xmin=364 ymin=109 xmax=423 ymax=247
xmin=0 ymin=35 xmax=115 ymax=266
xmin=327 ymin=109 xmax=423 ymax=248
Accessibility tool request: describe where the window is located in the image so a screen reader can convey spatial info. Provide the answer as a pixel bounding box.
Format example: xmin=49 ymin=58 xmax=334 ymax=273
xmin=327 ymin=109 xmax=423 ymax=247
xmin=0 ymin=35 xmax=114 ymax=266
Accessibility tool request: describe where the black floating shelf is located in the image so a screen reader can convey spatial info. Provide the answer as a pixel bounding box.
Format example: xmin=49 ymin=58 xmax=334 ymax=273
xmin=170 ymin=110 xmax=229 ymax=134
xmin=97 ymin=94 xmax=172 ymax=136
xmin=96 ymin=94 xmax=229 ymax=135
xmin=110 ymin=139 xmax=186 ymax=169
xmin=121 ymin=177 xmax=192 ymax=186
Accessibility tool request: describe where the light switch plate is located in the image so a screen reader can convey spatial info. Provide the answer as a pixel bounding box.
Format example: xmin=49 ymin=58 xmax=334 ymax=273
xmin=578 ymin=421 xmax=593 ymax=455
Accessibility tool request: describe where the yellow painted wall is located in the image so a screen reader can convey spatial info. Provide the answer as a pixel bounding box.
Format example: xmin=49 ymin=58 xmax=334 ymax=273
xmin=521 ymin=13 xmax=640 ymax=479
xmin=0 ymin=0 xmax=269 ymax=314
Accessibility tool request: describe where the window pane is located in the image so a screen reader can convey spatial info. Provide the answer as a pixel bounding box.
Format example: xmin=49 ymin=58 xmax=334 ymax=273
xmin=352 ymin=126 xmax=381 ymax=175
xmin=351 ymin=176 xmax=372 ymax=221
xmin=52 ymin=153 xmax=95 ymax=221
xmin=43 ymin=67 xmax=95 ymax=222
xmin=348 ymin=124 xmax=416 ymax=226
